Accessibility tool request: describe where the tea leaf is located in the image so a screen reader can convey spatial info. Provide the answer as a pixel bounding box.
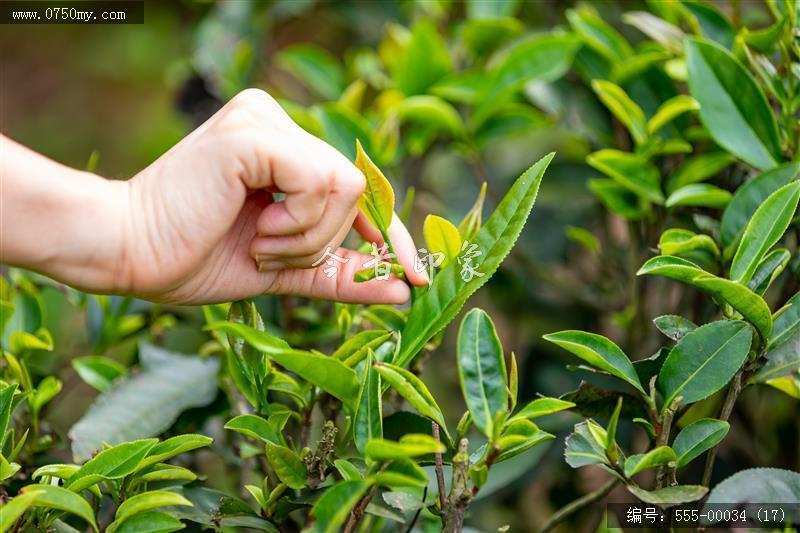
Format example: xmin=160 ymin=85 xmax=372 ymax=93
xmin=71 ymin=356 xmax=126 ymax=392
xmin=67 ymin=439 xmax=157 ymax=492
xmin=459 ymin=183 xmax=487 ymax=241
xmin=112 ymin=491 xmax=192 ymax=530
xmin=424 ymin=215 xmax=462 ymax=268
xmin=208 ymin=322 xmax=358 ymax=408
xmin=510 ymin=397 xmax=575 ymax=422
xmin=140 ymin=434 xmax=213 ymax=469
xmin=495 ymin=419 xmax=553 ymax=462
xmin=665 ymin=151 xmax=735 ymax=193
xmin=686 ymin=38 xmax=781 ymax=170
xmin=704 ymin=468 xmax=800 ymax=507
xmin=365 ymin=434 xmax=445 ymax=461
xmin=0 ymin=490 xmax=43 ymax=532
xmin=564 ymin=420 xmax=609 ymax=469
xmin=353 ymin=351 xmax=382 ymax=455
xmin=308 ymin=480 xmax=369 ymax=533
xmin=225 ymin=415 xmax=282 ymax=445
xmin=753 ymin=331 xmax=800 ymax=383
xmin=658 ymin=320 xmax=752 ymax=409
xmin=627 ymin=484 xmax=707 ymax=506
xmin=68 ymin=344 xmax=219 ymax=461
xmin=113 ymin=511 xmax=185 ymax=533
xmin=276 ymin=44 xmax=345 ymax=101
xmin=457 ymin=309 xmax=508 ymax=437
xmin=20 ymin=484 xmax=98 ymax=532
xmin=730 ymin=181 xmax=800 ymax=285
xmin=591 ymin=80 xmax=646 ymax=145
xmin=373 ymin=362 xmax=447 ymax=434
xmin=624 ymin=446 xmax=676 ymax=477
xmin=543 ymin=331 xmax=644 ymax=395
xmin=587 ymin=149 xmax=663 ymax=204
xmin=672 ymin=418 xmax=729 ymax=468
xmin=653 ymin=315 xmax=697 ymax=341
xmin=665 ymin=184 xmax=731 ymax=209
xmin=266 ymin=443 xmax=307 ymax=489
xmin=355 ymin=140 xmax=395 ymax=234
xmin=720 ymin=163 xmax=800 ymax=254
xmin=647 ymin=95 xmax=699 ymax=135
xmin=396 ymin=153 xmax=553 ymax=368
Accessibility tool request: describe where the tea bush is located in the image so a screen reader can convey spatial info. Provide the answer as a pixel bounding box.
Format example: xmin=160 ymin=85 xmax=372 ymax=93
xmin=2 ymin=1 xmax=800 ymax=532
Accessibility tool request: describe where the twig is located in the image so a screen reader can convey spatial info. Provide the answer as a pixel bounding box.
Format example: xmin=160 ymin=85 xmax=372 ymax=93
xmin=432 ymin=422 xmax=447 ymax=512
xmin=344 ymin=483 xmax=379 ymax=533
xmin=655 ymin=402 xmax=678 ymax=489
xmin=702 ymin=370 xmax=743 ymax=487
xmin=538 ymin=478 xmax=619 ymax=533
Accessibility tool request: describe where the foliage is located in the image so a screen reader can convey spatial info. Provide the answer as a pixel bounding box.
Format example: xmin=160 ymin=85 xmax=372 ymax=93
xmin=2 ymin=0 xmax=800 ymax=531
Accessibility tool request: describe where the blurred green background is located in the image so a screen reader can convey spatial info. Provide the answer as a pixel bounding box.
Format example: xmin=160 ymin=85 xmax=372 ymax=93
xmin=2 ymin=1 xmax=797 ymax=531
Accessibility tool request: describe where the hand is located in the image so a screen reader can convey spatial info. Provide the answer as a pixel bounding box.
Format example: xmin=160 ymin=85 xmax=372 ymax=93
xmin=0 ymin=89 xmax=428 ymax=305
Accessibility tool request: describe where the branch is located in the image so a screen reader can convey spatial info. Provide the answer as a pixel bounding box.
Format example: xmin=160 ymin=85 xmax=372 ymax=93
xmin=538 ymin=477 xmax=619 ymax=533
xmin=432 ymin=422 xmax=447 ymax=513
xmin=702 ymin=369 xmax=743 ymax=487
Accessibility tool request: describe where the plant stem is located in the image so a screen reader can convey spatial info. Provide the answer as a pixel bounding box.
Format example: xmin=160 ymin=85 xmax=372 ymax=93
xmin=344 ymin=483 xmax=379 ymax=533
xmin=701 ymin=369 xmax=743 ymax=487
xmin=432 ymin=422 xmax=447 ymax=513
xmin=538 ymin=478 xmax=619 ymax=533
xmin=655 ymin=403 xmax=677 ymax=489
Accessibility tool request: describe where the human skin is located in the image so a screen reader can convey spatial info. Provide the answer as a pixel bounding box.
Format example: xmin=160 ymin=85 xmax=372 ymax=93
xmin=0 ymin=88 xmax=428 ymax=305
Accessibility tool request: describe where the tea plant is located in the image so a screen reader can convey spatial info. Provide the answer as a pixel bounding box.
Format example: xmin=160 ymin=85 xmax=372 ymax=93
xmin=2 ymin=1 xmax=800 ymax=532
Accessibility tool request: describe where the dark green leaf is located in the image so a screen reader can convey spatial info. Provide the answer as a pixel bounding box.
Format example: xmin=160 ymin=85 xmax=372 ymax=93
xmin=276 ymin=44 xmax=345 ymax=101
xmin=653 ymin=315 xmax=697 ymax=341
xmin=587 ymin=149 xmax=663 ymax=204
xmin=373 ymin=362 xmax=447 ymax=432
xmin=544 ymin=331 xmax=644 ymax=394
xmin=658 ymin=320 xmax=752 ymax=409
xmin=627 ymin=484 xmax=707 ymax=507
xmin=225 ymin=415 xmax=282 ymax=445
xmin=265 ymin=443 xmax=307 ymax=489
xmin=457 ymin=309 xmax=508 ymax=437
xmin=71 ymin=356 xmax=127 ymax=392
xmin=391 ymin=19 xmax=450 ymax=96
xmin=308 ymin=480 xmax=369 ymax=533
xmin=20 ymin=484 xmax=98 ymax=532
xmin=704 ymin=468 xmax=800 ymax=507
xmin=353 ymin=352 xmax=382 ymax=455
xmin=685 ymin=38 xmax=781 ymax=170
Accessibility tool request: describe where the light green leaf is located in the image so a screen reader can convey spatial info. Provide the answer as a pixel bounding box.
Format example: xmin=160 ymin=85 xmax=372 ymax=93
xmin=623 ymin=11 xmax=685 ymax=51
xmin=365 ymin=434 xmax=445 ymax=461
xmin=396 ymin=153 xmax=553 ymax=368
xmin=113 ymin=511 xmax=185 ymax=533
xmin=265 ymin=443 xmax=307 ymax=489
xmin=353 ymin=351 xmax=382 ymax=455
xmin=133 ymin=464 xmax=197 ymax=485
xmin=495 ymin=419 xmax=553 ymax=462
xmin=473 ymin=33 xmax=579 ymax=125
xmin=510 ymin=397 xmax=575 ymax=422
xmin=308 ymin=480 xmax=369 ymax=533
xmin=71 ymin=356 xmax=127 ymax=392
xmin=466 ymin=0 xmax=519 ymax=19
xmin=112 ymin=491 xmax=192 ymax=530
xmin=720 ymin=163 xmax=800 ymax=254
xmin=685 ymin=37 xmax=781 ymax=170
xmin=373 ymin=362 xmax=447 ymax=433
xmin=423 ymin=215 xmax=462 ymax=268
xmin=370 ymin=458 xmax=428 ymax=488
xmin=355 ymin=139 xmax=395 ymax=234
xmin=543 ymin=331 xmax=644 ymax=395
xmin=587 ymin=149 xmax=664 ymax=204
xmin=693 ymin=276 xmax=773 ymax=340
xmin=591 ymin=80 xmax=646 ymax=145
xmin=313 ymin=103 xmax=373 ymax=161
xmin=9 ymin=328 xmax=53 ymax=354
xmin=68 ymin=345 xmax=218 ymax=461
xmin=333 ymin=459 xmax=362 ymax=481
xmin=332 ymin=330 xmax=394 ymax=367
xmin=658 ymin=229 xmax=719 ymax=261
xmin=20 ymin=484 xmax=98 ymax=532
xmin=0 ymin=490 xmax=43 ymax=533
xmin=666 ymin=184 xmax=731 ymax=209
xmin=627 ymin=484 xmax=708 ymax=506
xmin=225 ymin=415 xmax=281 ymax=445
xmin=567 ymin=6 xmax=632 ymax=61
xmin=624 ymin=446 xmax=677 ymax=477
xmin=397 ymin=95 xmax=464 ymax=137
xmin=730 ymin=181 xmax=800 ymax=285
xmin=391 ymin=19 xmax=451 ymax=96
xmin=208 ymin=322 xmax=358 ymax=408
xmin=749 ymin=248 xmax=790 ymax=295
xmin=666 ymin=151 xmax=736 ymax=193
xmin=66 ymin=439 xmax=158 ymax=492
xmin=139 ymin=434 xmax=213 ymax=470
xmin=457 ymin=309 xmax=508 ymax=437
xmin=459 ymin=183 xmax=487 ymax=241
xmin=647 ymin=94 xmax=698 ymax=135
xmin=276 ymin=44 xmax=345 ymax=101
xmin=0 ymin=383 xmax=17 ymax=438
xmin=683 ymin=0 xmax=734 ymax=48
xmin=658 ymin=320 xmax=752 ymax=409
xmin=672 ymin=418 xmax=729 ymax=468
